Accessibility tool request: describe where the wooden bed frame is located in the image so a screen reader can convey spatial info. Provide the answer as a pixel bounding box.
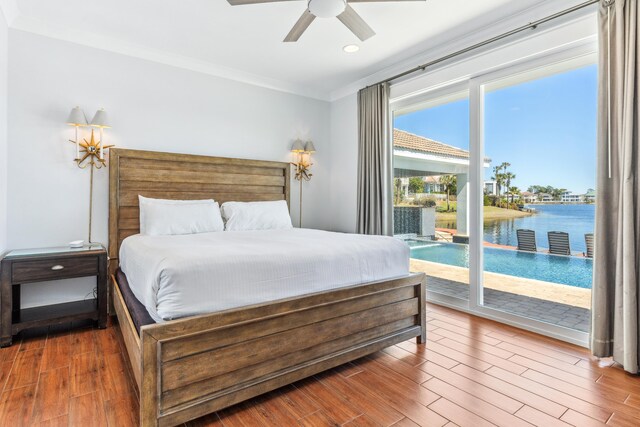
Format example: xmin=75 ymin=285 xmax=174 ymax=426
xmin=108 ymin=148 xmax=426 ymax=427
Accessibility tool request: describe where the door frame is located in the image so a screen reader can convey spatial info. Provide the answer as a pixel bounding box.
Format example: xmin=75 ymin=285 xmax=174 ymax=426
xmin=390 ymin=43 xmax=597 ymax=347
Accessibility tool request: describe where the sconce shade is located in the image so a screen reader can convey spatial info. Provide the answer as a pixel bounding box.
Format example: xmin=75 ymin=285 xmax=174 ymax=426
xmin=304 ymin=141 xmax=316 ymax=153
xmin=90 ymin=109 xmax=111 ymax=128
xmin=66 ymin=107 xmax=87 ymax=126
xmin=291 ymin=139 xmax=305 ymax=153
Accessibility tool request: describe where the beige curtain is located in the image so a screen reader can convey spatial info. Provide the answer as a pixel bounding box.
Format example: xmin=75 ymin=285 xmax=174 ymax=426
xmin=356 ymin=83 xmax=393 ymax=235
xmin=591 ymin=0 xmax=640 ymax=374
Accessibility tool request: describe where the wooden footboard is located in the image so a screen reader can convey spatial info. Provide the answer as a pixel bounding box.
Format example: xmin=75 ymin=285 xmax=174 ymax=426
xmin=113 ymin=273 xmax=426 ymax=427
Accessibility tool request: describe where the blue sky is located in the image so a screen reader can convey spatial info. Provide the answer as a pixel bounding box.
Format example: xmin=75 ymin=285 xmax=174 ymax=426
xmin=393 ymin=64 xmax=598 ymax=194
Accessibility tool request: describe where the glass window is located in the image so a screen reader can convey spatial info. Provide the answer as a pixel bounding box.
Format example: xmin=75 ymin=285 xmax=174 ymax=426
xmin=393 ymin=91 xmax=471 ymax=303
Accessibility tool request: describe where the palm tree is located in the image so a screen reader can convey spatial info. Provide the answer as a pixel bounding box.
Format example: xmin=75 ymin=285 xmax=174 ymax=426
xmin=491 ymin=165 xmax=504 ymax=198
xmin=439 ymin=175 xmax=457 ymax=212
xmin=509 ymin=186 xmax=520 ymax=205
xmin=504 ymin=172 xmax=516 ymax=202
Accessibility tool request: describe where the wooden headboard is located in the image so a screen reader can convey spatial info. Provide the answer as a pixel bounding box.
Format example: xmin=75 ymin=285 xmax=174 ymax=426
xmin=108 ymin=148 xmax=290 ymax=270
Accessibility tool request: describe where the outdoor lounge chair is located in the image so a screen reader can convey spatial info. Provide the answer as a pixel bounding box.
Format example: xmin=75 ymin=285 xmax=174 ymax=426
xmin=516 ymin=229 xmax=537 ymax=252
xmin=584 ymin=233 xmax=594 ymax=258
xmin=548 ymin=231 xmax=571 ymax=256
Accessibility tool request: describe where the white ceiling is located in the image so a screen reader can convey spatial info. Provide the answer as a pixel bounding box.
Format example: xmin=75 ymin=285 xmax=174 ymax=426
xmin=5 ymin=0 xmax=563 ymax=100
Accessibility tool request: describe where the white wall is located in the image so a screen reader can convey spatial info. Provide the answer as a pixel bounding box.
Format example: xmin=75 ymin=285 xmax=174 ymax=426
xmin=7 ymin=30 xmax=330 ymax=308
xmin=0 ymin=9 xmax=7 ymax=253
xmin=326 ymin=13 xmax=597 ymax=234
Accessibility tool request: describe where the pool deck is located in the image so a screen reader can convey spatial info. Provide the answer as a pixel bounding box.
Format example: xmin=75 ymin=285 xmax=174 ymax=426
xmin=410 ymin=258 xmax=591 ymax=332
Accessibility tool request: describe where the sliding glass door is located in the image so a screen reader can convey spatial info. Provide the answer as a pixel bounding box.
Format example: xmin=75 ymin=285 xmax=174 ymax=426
xmin=478 ymin=58 xmax=597 ymax=335
xmin=391 ymin=48 xmax=597 ymax=345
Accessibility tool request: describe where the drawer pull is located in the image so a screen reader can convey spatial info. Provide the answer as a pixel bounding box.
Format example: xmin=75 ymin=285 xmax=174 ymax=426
xmin=51 ymin=265 xmax=64 ymax=271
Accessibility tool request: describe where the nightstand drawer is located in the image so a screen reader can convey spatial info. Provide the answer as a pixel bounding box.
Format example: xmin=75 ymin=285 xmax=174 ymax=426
xmin=11 ymin=256 xmax=99 ymax=283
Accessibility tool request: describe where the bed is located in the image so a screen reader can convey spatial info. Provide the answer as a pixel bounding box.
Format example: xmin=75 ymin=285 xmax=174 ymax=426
xmin=108 ymin=148 xmax=426 ymax=427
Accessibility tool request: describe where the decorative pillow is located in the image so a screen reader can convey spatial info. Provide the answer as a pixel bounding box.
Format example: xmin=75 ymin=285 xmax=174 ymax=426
xmin=138 ymin=196 xmax=225 ymax=236
xmin=221 ymin=200 xmax=293 ymax=231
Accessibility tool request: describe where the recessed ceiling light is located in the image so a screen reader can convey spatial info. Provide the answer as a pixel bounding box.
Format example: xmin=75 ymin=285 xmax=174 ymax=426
xmin=343 ymin=44 xmax=360 ymax=53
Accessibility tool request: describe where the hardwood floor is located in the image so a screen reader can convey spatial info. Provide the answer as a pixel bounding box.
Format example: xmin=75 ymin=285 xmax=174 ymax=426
xmin=0 ymin=303 xmax=638 ymax=426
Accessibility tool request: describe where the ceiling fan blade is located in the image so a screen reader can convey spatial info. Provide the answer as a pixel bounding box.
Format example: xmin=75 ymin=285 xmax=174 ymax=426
xmin=337 ymin=5 xmax=375 ymax=41
xmin=283 ymin=10 xmax=316 ymax=42
xmin=227 ymin=0 xmax=301 ymax=5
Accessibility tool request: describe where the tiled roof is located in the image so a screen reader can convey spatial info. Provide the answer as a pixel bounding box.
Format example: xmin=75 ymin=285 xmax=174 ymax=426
xmin=394 ymin=129 xmax=470 ymax=159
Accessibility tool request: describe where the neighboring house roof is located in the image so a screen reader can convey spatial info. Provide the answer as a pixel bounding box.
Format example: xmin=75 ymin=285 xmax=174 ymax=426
xmin=424 ymin=176 xmax=442 ymax=184
xmin=521 ymin=191 xmax=535 ymax=197
xmin=394 ymin=129 xmax=472 ymax=160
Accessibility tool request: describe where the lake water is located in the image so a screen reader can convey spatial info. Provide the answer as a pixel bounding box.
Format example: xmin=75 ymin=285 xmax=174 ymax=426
xmin=438 ymin=204 xmax=595 ymax=253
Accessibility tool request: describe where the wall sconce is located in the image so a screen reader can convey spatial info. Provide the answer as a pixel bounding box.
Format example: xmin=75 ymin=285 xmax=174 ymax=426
xmin=66 ymin=106 xmax=86 ymax=161
xmin=290 ymin=139 xmax=316 ymax=228
xmin=67 ymin=107 xmax=113 ymax=169
xmin=65 ymin=106 xmax=115 ymax=243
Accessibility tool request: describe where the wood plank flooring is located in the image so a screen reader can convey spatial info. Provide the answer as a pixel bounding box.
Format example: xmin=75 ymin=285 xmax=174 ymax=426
xmin=0 ymin=303 xmax=638 ymax=426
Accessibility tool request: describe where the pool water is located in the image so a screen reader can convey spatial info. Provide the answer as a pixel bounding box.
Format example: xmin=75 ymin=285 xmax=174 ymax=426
xmin=407 ymin=240 xmax=593 ymax=289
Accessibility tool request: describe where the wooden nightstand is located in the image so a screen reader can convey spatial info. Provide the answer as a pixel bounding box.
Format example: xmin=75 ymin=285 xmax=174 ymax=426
xmin=0 ymin=244 xmax=108 ymax=347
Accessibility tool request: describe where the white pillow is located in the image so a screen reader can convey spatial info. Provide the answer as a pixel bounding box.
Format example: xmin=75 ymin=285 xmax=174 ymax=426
xmin=221 ymin=200 xmax=293 ymax=231
xmin=138 ymin=196 xmax=225 ymax=236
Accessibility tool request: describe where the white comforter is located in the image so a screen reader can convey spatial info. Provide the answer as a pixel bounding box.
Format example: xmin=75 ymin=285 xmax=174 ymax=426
xmin=119 ymin=228 xmax=410 ymax=322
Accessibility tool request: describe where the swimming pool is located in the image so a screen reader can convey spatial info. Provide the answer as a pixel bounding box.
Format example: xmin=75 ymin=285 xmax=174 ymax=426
xmin=407 ymin=240 xmax=593 ymax=289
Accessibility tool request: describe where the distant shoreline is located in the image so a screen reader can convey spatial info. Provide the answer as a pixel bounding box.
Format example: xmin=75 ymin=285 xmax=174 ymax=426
xmin=436 ymin=206 xmax=533 ymax=223
xmin=526 ymin=202 xmax=594 ymax=205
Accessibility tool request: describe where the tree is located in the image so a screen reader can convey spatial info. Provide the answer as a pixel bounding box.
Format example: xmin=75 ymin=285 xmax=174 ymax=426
xmin=498 ymin=163 xmax=514 ymax=205
xmin=509 ymin=186 xmax=520 ymax=205
xmin=528 ymin=185 xmax=569 ymax=201
xmin=394 ymin=178 xmax=404 ymax=205
xmin=551 ymin=188 xmax=567 ymax=201
xmin=529 ymin=185 xmax=552 ymax=195
xmin=408 ymin=177 xmax=424 ymax=194
xmin=528 ymin=185 xmax=544 ymax=194
xmin=491 ymin=165 xmax=504 ymax=198
xmin=439 ymin=175 xmax=457 ymax=212
xmin=504 ymin=172 xmax=516 ymax=202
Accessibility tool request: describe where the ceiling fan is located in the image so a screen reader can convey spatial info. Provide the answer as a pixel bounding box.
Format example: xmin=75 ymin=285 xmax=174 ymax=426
xmin=227 ymin=0 xmax=425 ymax=43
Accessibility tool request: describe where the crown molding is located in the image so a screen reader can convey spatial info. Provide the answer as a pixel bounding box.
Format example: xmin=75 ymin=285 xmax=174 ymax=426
xmin=328 ymin=0 xmax=596 ymax=102
xmin=9 ymin=14 xmax=332 ymax=102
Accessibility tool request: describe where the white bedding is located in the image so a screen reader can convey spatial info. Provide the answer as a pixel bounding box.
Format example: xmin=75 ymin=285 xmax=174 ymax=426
xmin=119 ymin=228 xmax=410 ymax=322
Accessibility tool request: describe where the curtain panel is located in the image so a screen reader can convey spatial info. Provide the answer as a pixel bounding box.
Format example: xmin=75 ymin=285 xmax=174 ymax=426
xmin=591 ymin=0 xmax=640 ymax=374
xmin=356 ymin=83 xmax=393 ymax=236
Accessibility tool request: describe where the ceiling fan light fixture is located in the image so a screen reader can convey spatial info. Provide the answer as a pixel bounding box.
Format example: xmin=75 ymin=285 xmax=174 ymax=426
xmin=308 ymin=0 xmax=347 ymax=18
xmin=343 ymin=44 xmax=359 ymax=53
